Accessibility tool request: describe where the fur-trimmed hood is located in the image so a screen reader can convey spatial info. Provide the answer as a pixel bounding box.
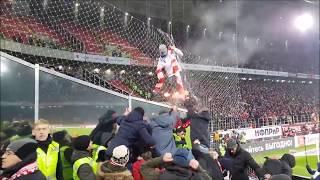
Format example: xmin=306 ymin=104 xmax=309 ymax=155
xmin=97 ymin=161 xmax=133 ymax=180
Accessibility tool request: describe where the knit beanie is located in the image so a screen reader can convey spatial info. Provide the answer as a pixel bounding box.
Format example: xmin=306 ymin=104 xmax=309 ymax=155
xmin=6 ymin=138 xmax=37 ymax=160
xmin=111 ymin=145 xmax=129 ymax=167
xmin=73 ymin=135 xmax=91 ymax=151
xmin=133 ymin=107 xmax=145 ymax=117
xmin=226 ymin=138 xmax=238 ymax=149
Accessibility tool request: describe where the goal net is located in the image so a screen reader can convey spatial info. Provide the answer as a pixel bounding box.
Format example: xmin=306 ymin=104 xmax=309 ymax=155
xmin=1 ymin=0 xmax=251 ymax=130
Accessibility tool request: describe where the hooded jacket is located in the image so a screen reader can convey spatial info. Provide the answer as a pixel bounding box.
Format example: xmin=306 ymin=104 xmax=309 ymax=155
xmin=190 ymin=110 xmax=210 ymax=148
xmin=149 ymin=112 xmax=178 ymax=155
xmin=90 ymin=110 xmax=116 ymax=146
xmin=97 ymin=161 xmax=133 ymax=180
xmin=106 ymin=110 xmax=155 ymax=157
xmin=71 ymin=150 xmax=96 ymax=180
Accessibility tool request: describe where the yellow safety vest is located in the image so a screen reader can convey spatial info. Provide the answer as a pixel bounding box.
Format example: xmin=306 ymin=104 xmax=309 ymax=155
xmin=60 ymin=146 xmax=73 ymax=180
xmin=219 ymin=144 xmax=226 ymax=157
xmin=73 ymin=157 xmax=97 ymax=180
xmin=173 ymin=134 xmax=188 ymax=149
xmin=37 ymin=141 xmax=59 ymax=180
xmin=92 ymin=144 xmax=107 ymax=162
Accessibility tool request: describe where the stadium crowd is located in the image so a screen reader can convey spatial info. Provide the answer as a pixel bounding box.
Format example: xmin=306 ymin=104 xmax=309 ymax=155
xmin=2 ymin=101 xmax=318 ymax=180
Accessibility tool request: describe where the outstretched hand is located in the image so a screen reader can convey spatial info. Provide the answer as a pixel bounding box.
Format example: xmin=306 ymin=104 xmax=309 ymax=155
xmin=124 ymin=107 xmax=131 ymax=116
xmin=193 ymin=139 xmax=201 ymax=145
xmin=189 ymin=159 xmax=199 ymax=170
xmin=163 ymin=153 xmax=173 ymax=162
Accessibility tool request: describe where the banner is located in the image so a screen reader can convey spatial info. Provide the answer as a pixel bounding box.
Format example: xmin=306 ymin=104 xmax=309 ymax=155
xmin=73 ymin=52 xmax=130 ymax=65
xmin=294 ymin=133 xmax=320 ymax=148
xmin=242 ymin=137 xmax=295 ymax=154
xmin=238 ymin=126 xmax=282 ymax=140
xmin=282 ymin=123 xmax=319 ymax=136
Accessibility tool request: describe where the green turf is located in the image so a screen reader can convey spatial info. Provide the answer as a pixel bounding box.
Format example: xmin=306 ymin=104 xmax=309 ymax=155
xmin=55 ymin=127 xmax=92 ymax=136
xmin=293 ymin=155 xmax=318 ymax=178
xmin=253 ymin=144 xmax=318 ymax=178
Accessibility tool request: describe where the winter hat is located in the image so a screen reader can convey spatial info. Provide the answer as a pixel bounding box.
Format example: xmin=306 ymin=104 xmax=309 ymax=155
xmin=16 ymin=121 xmax=32 ymax=136
xmin=226 ymin=138 xmax=238 ymax=149
xmin=133 ymin=107 xmax=145 ymax=117
xmin=280 ymin=154 xmax=296 ymax=168
xmin=52 ymin=130 xmax=67 ymax=142
xmin=111 ymin=145 xmax=129 ymax=167
xmin=6 ymin=138 xmax=37 ymax=160
xmin=173 ymin=148 xmax=193 ymax=168
xmin=73 ymin=135 xmax=91 ymax=151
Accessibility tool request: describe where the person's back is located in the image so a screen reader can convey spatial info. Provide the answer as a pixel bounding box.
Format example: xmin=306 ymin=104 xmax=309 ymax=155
xmin=150 ymin=111 xmax=178 ymax=155
xmin=106 ymin=108 xmax=155 ymax=157
xmin=190 ymin=109 xmax=210 ymax=149
xmin=141 ymin=149 xmax=211 ymax=180
xmin=97 ymin=145 xmax=133 ymax=180
xmin=263 ymin=158 xmax=285 ymax=175
xmin=90 ymin=110 xmax=116 ymax=146
xmin=71 ymin=135 xmax=96 ymax=180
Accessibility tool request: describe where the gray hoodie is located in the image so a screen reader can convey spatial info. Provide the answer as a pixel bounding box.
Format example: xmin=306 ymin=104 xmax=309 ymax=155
xmin=150 ymin=112 xmax=178 ymax=155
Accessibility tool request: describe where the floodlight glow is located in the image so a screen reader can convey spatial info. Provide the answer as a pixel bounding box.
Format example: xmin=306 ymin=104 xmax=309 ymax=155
xmin=125 ymin=12 xmax=129 ymax=16
xmin=75 ymin=3 xmax=79 ymax=7
xmin=294 ymin=13 xmax=314 ymax=32
xmin=1 ymin=62 xmax=8 ymax=73
xmin=105 ymin=69 xmax=111 ymax=74
xmin=94 ymin=68 xmax=100 ymax=73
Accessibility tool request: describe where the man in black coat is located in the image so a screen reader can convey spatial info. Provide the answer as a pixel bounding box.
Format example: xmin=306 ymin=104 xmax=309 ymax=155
xmin=192 ymin=141 xmax=224 ymax=180
xmin=224 ymin=139 xmax=267 ymax=180
xmin=90 ymin=110 xmax=117 ymax=147
xmin=187 ymin=104 xmax=210 ymax=151
xmin=263 ymin=153 xmax=296 ymax=177
xmin=0 ymin=138 xmax=46 ymax=180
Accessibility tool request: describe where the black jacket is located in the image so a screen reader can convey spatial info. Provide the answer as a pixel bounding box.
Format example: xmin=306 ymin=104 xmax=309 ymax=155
xmin=140 ymin=156 xmax=211 ymax=180
xmin=225 ymin=146 xmax=264 ymax=180
xmin=192 ymin=147 xmax=224 ymax=180
xmin=263 ymin=158 xmax=292 ymax=177
xmin=90 ymin=110 xmax=116 ymax=146
xmin=0 ymin=153 xmax=46 ymax=180
xmin=106 ymin=110 xmax=155 ymax=157
xmin=71 ymin=150 xmax=96 ymax=180
xmin=190 ymin=110 xmax=210 ymax=148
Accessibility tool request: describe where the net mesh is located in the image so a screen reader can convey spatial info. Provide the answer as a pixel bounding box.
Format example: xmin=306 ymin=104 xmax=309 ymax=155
xmin=1 ymin=0 xmax=319 ymax=130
